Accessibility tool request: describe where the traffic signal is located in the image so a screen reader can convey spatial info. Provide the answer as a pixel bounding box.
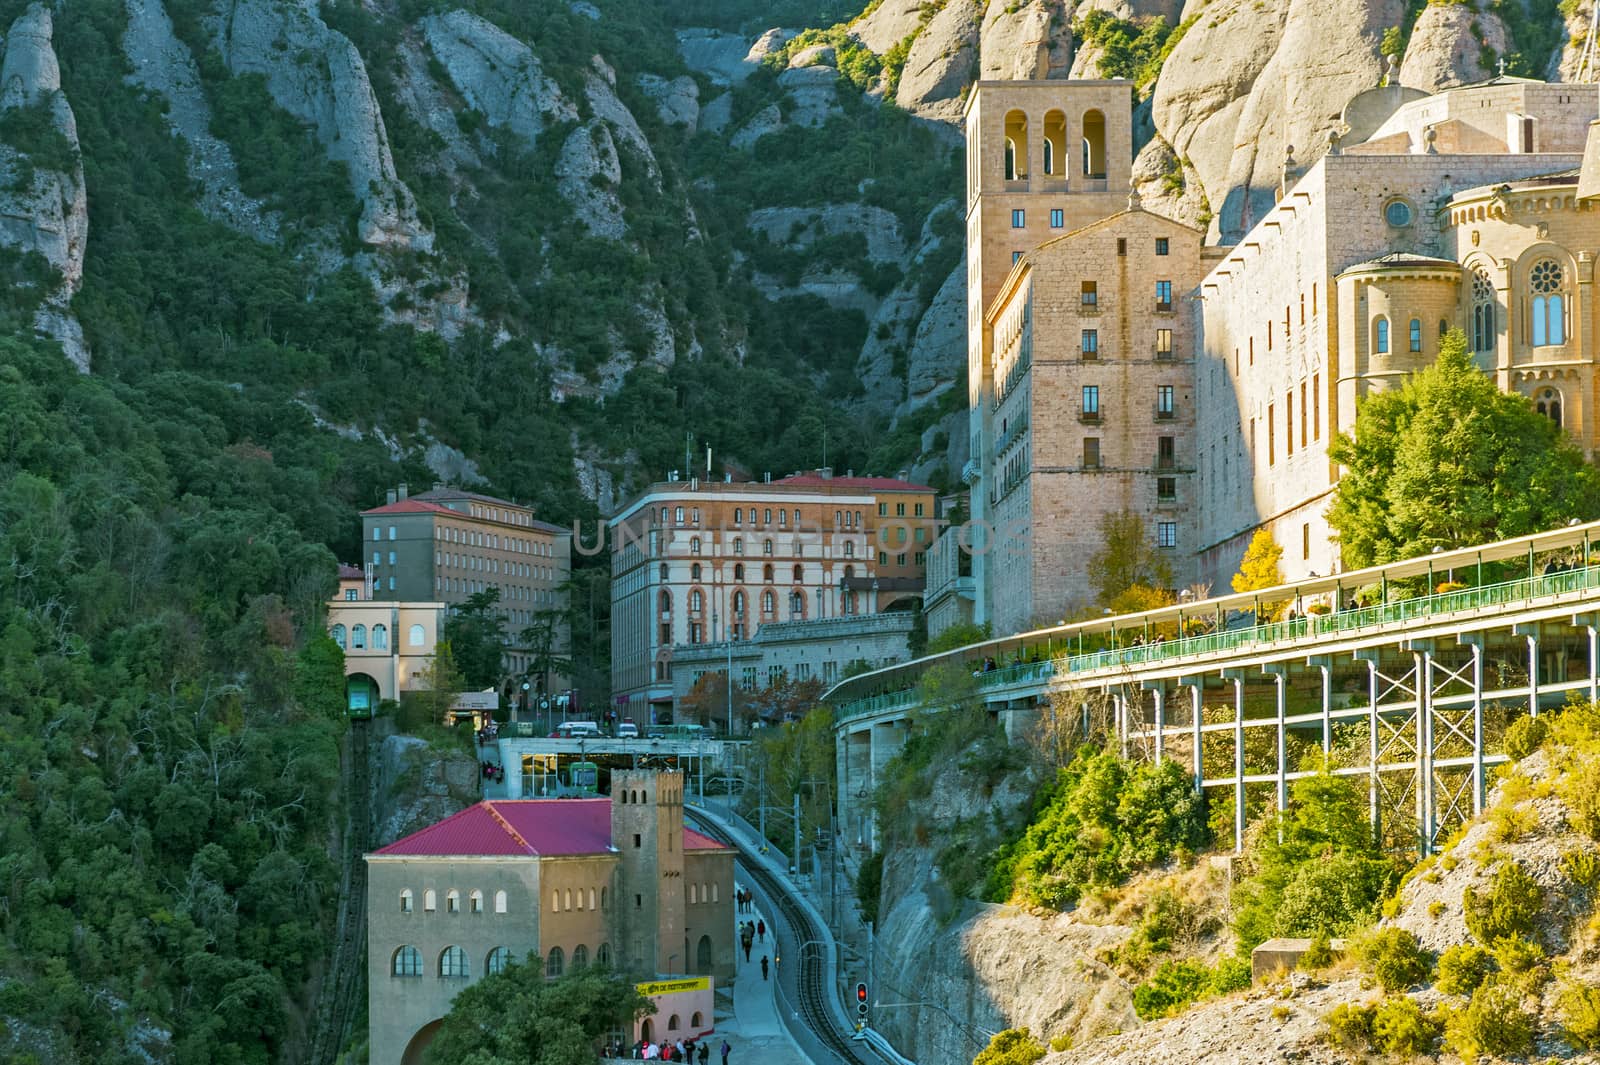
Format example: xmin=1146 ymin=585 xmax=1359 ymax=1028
xmin=855 ymin=982 xmax=868 ymax=1018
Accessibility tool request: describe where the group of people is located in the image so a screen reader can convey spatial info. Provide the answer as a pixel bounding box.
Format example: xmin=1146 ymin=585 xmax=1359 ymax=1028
xmin=480 ymin=760 xmax=503 ymax=781
xmin=475 ymin=722 xmax=499 ymax=746
xmin=734 ymin=887 xmax=755 ymax=913
xmin=615 ymin=1038 xmax=728 ymax=1063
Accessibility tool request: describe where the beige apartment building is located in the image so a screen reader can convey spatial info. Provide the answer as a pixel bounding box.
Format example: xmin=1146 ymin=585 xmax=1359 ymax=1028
xmin=361 ymin=484 xmax=571 ymax=680
xmin=366 ymin=771 xmax=734 ymax=1065
xmin=608 ymin=472 xmax=936 ymax=719
xmin=327 ymin=564 xmax=446 ymax=709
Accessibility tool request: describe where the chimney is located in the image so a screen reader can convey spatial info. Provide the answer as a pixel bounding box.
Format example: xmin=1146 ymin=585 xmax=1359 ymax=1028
xmin=669 ymin=469 xmax=679 ymax=482
xmin=847 ymin=468 xmax=854 ymax=478
xmin=386 ymin=488 xmax=398 ymax=505
xmin=816 ymin=467 xmax=833 ymax=480
xmin=397 ymin=483 xmax=409 ymax=500
xmin=764 ymin=471 xmax=771 ymax=483
xmin=724 ymin=472 xmax=732 ymax=483
xmin=897 ymin=469 xmax=910 ymax=481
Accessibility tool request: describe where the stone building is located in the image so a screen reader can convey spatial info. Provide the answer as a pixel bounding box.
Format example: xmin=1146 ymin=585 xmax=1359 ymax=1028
xmin=325 ymin=564 xmax=445 ymax=708
xmin=365 ymin=770 xmax=734 ymax=1065
xmin=608 ymin=472 xmax=937 ymax=719
xmin=361 ymin=484 xmax=571 ymax=680
xmin=961 ymin=73 xmax=1600 ymax=636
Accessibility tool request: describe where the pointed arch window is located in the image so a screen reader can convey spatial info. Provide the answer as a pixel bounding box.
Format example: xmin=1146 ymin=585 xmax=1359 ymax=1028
xmin=1374 ymin=317 xmax=1390 ymax=354
xmin=733 ymin=563 xmax=744 ymax=581
xmin=1537 ymin=387 xmax=1564 ymax=428
xmin=691 ymin=563 xmax=702 ymax=581
xmin=793 ymin=564 xmax=803 ymax=582
xmin=1531 ymin=259 xmax=1566 ymax=345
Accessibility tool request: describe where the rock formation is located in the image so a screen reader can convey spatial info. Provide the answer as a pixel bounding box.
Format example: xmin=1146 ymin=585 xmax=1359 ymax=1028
xmin=638 ymin=73 xmax=699 ymax=131
xmin=122 ymin=0 xmax=277 ymax=243
xmin=980 ymin=0 xmax=1074 ymax=82
xmin=556 ymin=121 xmax=625 ymax=240
xmin=1398 ymin=2 xmax=1508 ymax=93
xmin=418 ymin=10 xmax=576 ymax=149
xmin=0 ymin=4 xmax=89 ymax=372
xmin=851 ymin=0 xmax=929 ymax=55
xmin=211 ymin=0 xmax=431 ymax=250
xmin=895 ymin=0 xmax=982 ymax=121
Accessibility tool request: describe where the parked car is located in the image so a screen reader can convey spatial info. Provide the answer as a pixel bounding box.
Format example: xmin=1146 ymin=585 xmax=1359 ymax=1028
xmin=616 ymin=719 xmax=639 ymax=738
xmin=551 ymin=720 xmax=602 ymax=739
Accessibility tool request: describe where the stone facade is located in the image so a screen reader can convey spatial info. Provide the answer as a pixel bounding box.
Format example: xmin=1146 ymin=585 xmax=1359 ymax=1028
xmin=922 ymin=524 xmax=975 ymax=640
xmin=609 ymin=473 xmax=936 ymax=716
xmin=365 ymin=771 xmax=735 ymax=1065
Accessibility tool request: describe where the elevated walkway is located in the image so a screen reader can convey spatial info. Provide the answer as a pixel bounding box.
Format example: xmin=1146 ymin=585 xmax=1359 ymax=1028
xmin=827 ymin=520 xmax=1600 ymax=855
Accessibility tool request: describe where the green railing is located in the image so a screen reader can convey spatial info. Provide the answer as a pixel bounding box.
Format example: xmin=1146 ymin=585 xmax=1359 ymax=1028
xmin=834 ymin=564 xmax=1600 ymax=721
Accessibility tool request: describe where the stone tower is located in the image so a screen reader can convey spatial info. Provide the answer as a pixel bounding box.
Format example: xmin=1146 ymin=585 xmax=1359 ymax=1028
xmin=610 ymin=769 xmax=687 ymax=977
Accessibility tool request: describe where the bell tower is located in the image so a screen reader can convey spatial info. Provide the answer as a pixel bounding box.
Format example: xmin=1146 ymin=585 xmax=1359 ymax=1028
xmin=611 ymin=770 xmax=687 ymax=976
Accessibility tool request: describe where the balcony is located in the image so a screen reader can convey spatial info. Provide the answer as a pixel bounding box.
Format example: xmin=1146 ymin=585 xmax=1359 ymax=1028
xmin=1154 ymin=301 xmax=1173 ymax=314
xmin=1154 ymin=349 xmax=1175 ymax=362
xmin=1155 ymin=407 xmax=1176 ymax=421
xmin=1078 ymin=408 xmax=1103 ymax=424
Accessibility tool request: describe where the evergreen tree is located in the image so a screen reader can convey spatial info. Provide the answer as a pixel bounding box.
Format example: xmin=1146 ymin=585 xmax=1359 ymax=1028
xmin=1088 ymin=511 xmax=1174 ymax=606
xmin=442 ymin=589 xmax=506 ymax=689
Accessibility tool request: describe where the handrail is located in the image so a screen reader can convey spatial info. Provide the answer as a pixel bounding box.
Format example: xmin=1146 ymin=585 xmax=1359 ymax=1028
xmin=833 ymin=558 xmax=1600 ymax=721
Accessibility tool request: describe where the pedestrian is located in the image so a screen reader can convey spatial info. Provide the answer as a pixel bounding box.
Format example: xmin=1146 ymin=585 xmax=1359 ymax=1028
xmin=742 ymin=937 xmax=752 ymax=962
xmin=760 ymin=954 xmax=769 ymax=980
xmin=756 ymin=919 xmax=765 ymax=943
xmin=676 ymin=1040 xmax=686 ymax=1059
xmin=699 ymin=1041 xmax=710 ymax=1065
xmin=720 ymin=1040 xmax=730 ymax=1065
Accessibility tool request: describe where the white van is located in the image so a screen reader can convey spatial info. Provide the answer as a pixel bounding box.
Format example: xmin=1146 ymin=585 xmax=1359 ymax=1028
xmin=616 ymin=719 xmax=639 ymax=738
xmin=553 ymin=720 xmax=602 ymax=739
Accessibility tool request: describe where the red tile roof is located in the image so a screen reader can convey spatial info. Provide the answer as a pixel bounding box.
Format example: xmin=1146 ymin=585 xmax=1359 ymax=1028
xmin=360 ymin=498 xmax=460 ymax=517
xmin=771 ymin=474 xmax=934 ymax=492
xmin=371 ymin=799 xmax=729 ymax=858
xmin=337 ymin=563 xmax=365 ymax=580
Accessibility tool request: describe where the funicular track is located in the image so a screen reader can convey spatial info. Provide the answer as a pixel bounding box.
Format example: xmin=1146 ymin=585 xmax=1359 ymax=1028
xmin=308 ymin=718 xmax=372 ymax=1065
xmin=687 ymin=814 xmax=881 ymax=1065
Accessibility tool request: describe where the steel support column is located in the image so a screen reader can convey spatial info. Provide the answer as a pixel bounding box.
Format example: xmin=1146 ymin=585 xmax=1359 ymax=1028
xmin=1152 ymin=685 xmax=1166 ymax=764
xmin=1417 ymin=649 xmax=1434 ymax=853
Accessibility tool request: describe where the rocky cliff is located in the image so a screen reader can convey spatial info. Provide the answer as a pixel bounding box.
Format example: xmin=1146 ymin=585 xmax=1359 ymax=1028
xmin=0 ymin=4 xmax=89 ymax=371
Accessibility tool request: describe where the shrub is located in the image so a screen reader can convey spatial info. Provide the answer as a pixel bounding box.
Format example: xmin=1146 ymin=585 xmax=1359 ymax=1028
xmin=1558 ymin=980 xmax=1600 ymax=1051
xmin=1275 ymin=852 xmax=1395 ymax=937
xmin=1502 ymin=713 xmax=1549 ymax=761
xmin=854 ymin=850 xmax=883 ymax=926
xmin=1323 ymin=1002 xmax=1376 ymax=1051
xmin=1463 ymin=862 xmax=1543 ymax=946
xmin=1435 ymin=944 xmax=1495 ymax=996
xmin=1047 ymin=1033 xmax=1072 ymax=1053
xmin=1299 ymin=931 xmax=1334 ymax=970
xmin=1357 ymin=927 xmax=1432 ymax=992
xmin=1562 ymin=753 xmax=1600 ymax=841
xmin=971 ymin=1027 xmax=1046 ymax=1065
xmin=1373 ymin=995 xmax=1442 ymax=1056
xmin=1561 ymin=845 xmax=1600 ymax=893
xmin=1132 ymin=959 xmax=1210 ymax=1020
xmin=1208 ymin=955 xmax=1252 ymax=995
xmin=1445 ymin=981 xmax=1535 ymax=1062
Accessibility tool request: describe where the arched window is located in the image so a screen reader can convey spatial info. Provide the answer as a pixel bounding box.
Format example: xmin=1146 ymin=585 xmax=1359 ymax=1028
xmin=789 ymin=591 xmax=804 ymax=616
xmin=1531 ymin=259 xmax=1566 ymax=345
xmin=351 ymin=624 xmax=367 ymax=649
xmin=469 ymin=890 xmax=483 ymax=913
xmin=792 ymin=564 xmax=803 ymax=582
xmin=668 ymin=1015 xmax=681 ymax=1032
xmin=331 ymin=624 xmax=347 ymax=649
xmin=1374 ymin=316 xmax=1390 ymax=354
xmin=734 ymin=538 xmax=744 ymax=556
xmin=1408 ymin=318 xmax=1422 ymax=353
xmin=446 ymin=889 xmax=460 ymax=913
xmin=690 ymin=590 xmax=703 ymax=612
xmin=371 ymin=624 xmax=387 ymax=650
xmin=568 ymin=888 xmax=577 ymax=910
xmin=551 ymin=890 xmax=560 ymax=912
xmin=440 ymin=946 xmax=469 ymax=978
xmin=689 ymin=884 xmax=698 ymax=904
xmin=690 ymin=537 xmax=701 ymax=555
xmin=732 ymin=591 xmax=745 ymax=616
xmin=691 ymin=563 xmax=702 ymax=581
xmin=659 ymin=562 xmax=669 ymax=580
xmin=692 ymin=1011 xmax=704 ymax=1029
xmin=763 ymin=539 xmax=773 ymax=556
xmin=494 ymin=890 xmax=507 ymax=913
xmin=487 ymin=946 xmax=511 ymax=975
xmin=660 ymin=589 xmax=672 ymax=613
xmin=762 ymin=591 xmax=775 ymax=614
xmin=600 ymin=887 xmax=608 ymax=910
xmin=697 ymin=933 xmax=714 ymax=974
xmin=598 ymin=942 xmax=612 ymax=967
xmin=734 ymin=508 xmax=743 ymax=524
xmin=1537 ymin=388 xmax=1564 ymax=427
xmin=408 ymin=624 xmax=425 ymax=647
xmin=763 ymin=564 xmax=774 ymax=582
xmin=588 ymin=888 xmax=596 ymax=910
xmin=399 ymin=889 xmax=414 ymax=913
xmin=844 ymin=541 xmax=855 ymax=558
xmin=712 ymin=884 xmax=719 ymax=903
xmin=547 ymin=946 xmax=564 ymax=978
xmin=734 ymin=563 xmax=744 ymax=582
xmin=572 ymin=944 xmax=589 ymax=970
xmin=1003 ymin=110 xmax=1028 ymax=180
xmin=1082 ymin=109 xmax=1106 ymax=179
xmin=424 ymin=889 xmax=437 ymax=912
xmin=1043 ymin=110 xmax=1065 ymax=176
xmin=392 ymin=945 xmax=422 ymax=977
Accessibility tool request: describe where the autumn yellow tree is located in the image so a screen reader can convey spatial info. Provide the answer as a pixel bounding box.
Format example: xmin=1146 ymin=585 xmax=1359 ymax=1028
xmin=1231 ymin=530 xmax=1287 ymax=620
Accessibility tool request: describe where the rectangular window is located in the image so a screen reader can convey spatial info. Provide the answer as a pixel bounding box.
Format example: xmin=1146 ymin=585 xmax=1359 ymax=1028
xmin=1081 ymin=329 xmax=1099 ymax=358
xmin=1286 ymin=391 xmax=1294 ymax=456
xmin=877 ymin=550 xmax=888 ymax=565
xmin=1157 ymin=436 xmax=1176 ymax=470
xmin=1268 ymin=403 xmax=1276 ymax=465
xmin=1117 ymin=237 xmax=1127 ymax=255
xmin=1155 ymin=280 xmax=1172 ymax=311
xmin=1011 ymin=208 xmax=1025 ymax=228
xmin=1049 ymin=208 xmax=1064 ymax=228
xmin=1157 ymin=521 xmax=1177 ymax=548
xmin=388 ymin=551 xmax=396 ymax=566
xmin=1081 ymin=281 xmax=1097 ymax=306
xmin=1303 ymin=523 xmax=1311 ymax=561
xmin=1083 ymin=437 xmax=1101 ymax=468
xmin=914 ymin=551 xmax=926 ymax=566
xmin=1155 ymin=328 xmax=1173 ymax=360
xmin=1081 ymin=385 xmax=1100 ymax=416
xmin=1300 ymin=382 xmax=1308 ymax=448
xmin=1313 ymin=374 xmax=1321 ymax=439
xmin=914 ymin=502 xmax=924 ymax=516
xmin=1156 ymin=385 xmax=1174 ymax=418
xmin=877 ymin=502 xmax=887 ymax=516
xmin=1013 ymin=251 xmax=1023 ymax=264
xmin=896 ymin=553 xmax=907 ymax=566
xmin=1157 ymin=476 xmax=1176 ymax=501
xmin=895 ymin=502 xmax=906 ymax=516
xmin=915 ymin=526 xmax=927 ymax=542
xmin=1155 ymin=237 xmax=1169 ymax=256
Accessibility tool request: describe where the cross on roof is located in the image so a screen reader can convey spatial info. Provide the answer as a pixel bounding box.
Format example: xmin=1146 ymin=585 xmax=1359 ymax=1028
xmin=1498 ymin=57 xmax=1508 ymax=76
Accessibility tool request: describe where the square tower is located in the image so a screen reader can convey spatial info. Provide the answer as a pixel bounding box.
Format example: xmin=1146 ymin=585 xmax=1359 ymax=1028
xmin=610 ymin=770 xmax=687 ymax=976
xmin=964 ymin=81 xmax=1136 ymax=629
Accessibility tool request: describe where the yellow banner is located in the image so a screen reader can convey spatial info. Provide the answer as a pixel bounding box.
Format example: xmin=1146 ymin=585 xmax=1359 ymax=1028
xmin=635 ymin=976 xmax=711 ymax=997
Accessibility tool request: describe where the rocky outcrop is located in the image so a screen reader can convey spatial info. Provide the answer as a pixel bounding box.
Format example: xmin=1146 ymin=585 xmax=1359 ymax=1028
xmin=638 ymin=73 xmax=699 ymax=131
xmin=748 ymin=204 xmax=908 ymax=264
xmin=896 ymin=0 xmax=982 ymax=121
xmin=122 ymin=0 xmax=277 ymax=242
xmin=0 ymin=5 xmax=89 ymax=372
xmin=1398 ymin=3 xmax=1506 ymax=93
xmin=675 ymin=28 xmax=762 ymax=86
xmin=980 ymin=0 xmax=1074 ymax=82
xmin=211 ymin=0 xmax=431 ymax=250
xmin=1130 ymin=136 xmax=1208 ymax=230
xmin=1152 ymin=0 xmax=1401 ymax=241
xmin=584 ymin=56 xmax=660 ymax=186
xmin=747 ymin=28 xmax=799 ymax=66
xmin=557 ymin=121 xmax=625 ymax=240
xmin=418 ymin=10 xmax=576 ymax=148
xmin=777 ymin=64 xmax=843 ymax=127
xmin=730 ymin=102 xmax=784 ymax=149
xmin=393 ymin=35 xmax=482 ymax=172
xmin=904 ymin=263 xmax=965 ymax=411
xmin=373 ymin=733 xmax=479 ymax=847
xmin=852 ymin=0 xmax=929 ymax=55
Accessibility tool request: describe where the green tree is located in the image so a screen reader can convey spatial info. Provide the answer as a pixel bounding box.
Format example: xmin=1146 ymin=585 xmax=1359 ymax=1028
xmin=972 ymin=1028 xmax=1046 ymax=1065
xmin=443 ymin=589 xmax=506 ymax=689
xmin=925 ymin=619 xmax=993 ymax=656
xmin=1328 ymin=329 xmax=1600 ymax=567
xmin=294 ymin=632 xmax=347 ymax=720
xmin=1088 ymin=511 xmax=1174 ymax=605
xmin=519 ymin=606 xmax=575 ymax=698
xmin=425 ymin=956 xmax=651 ymax=1065
xmin=418 ymin=638 xmax=467 ymax=727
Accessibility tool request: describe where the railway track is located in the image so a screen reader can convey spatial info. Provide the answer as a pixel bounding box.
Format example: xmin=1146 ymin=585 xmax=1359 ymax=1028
xmin=308 ymin=718 xmax=372 ymax=1065
xmin=687 ymin=813 xmax=882 ymax=1065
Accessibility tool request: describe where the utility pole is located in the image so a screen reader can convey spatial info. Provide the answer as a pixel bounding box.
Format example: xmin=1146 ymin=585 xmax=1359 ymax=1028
xmin=793 ymin=791 xmax=801 ymax=876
